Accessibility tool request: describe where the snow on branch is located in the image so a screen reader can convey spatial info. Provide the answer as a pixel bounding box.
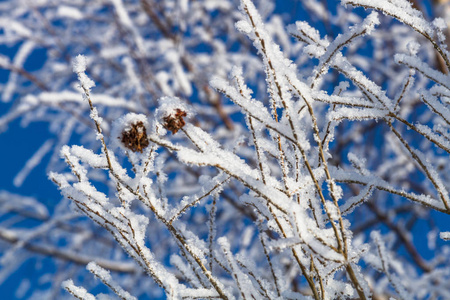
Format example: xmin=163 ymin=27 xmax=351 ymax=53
xmin=3 ymin=0 xmax=450 ymax=299
xmin=395 ymin=53 xmax=450 ymax=90
xmin=87 ymin=262 xmax=137 ymax=300
xmin=62 ymin=279 xmax=96 ymax=300
xmin=342 ymin=0 xmax=434 ymax=37
xmin=343 ymin=0 xmax=450 ymax=69
xmin=311 ymin=12 xmax=379 ymax=88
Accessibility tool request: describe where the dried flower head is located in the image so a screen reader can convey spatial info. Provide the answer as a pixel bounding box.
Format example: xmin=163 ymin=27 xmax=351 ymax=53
xmin=162 ymin=109 xmax=187 ymax=134
xmin=120 ymin=121 xmax=149 ymax=153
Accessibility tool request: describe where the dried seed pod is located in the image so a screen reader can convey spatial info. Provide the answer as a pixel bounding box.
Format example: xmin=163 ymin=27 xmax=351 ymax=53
xmin=120 ymin=121 xmax=149 ymax=153
xmin=162 ymin=109 xmax=187 ymax=134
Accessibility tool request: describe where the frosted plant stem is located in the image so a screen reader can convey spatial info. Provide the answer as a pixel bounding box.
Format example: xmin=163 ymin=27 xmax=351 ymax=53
xmin=142 ymin=145 xmax=156 ymax=176
xmin=257 ymin=222 xmax=281 ymax=297
xmin=232 ymin=71 xmax=271 ymax=187
xmin=235 ymin=259 xmax=273 ymax=299
xmin=68 ymin=197 xmax=166 ymax=288
xmin=344 ymin=0 xmax=450 ymax=71
xmin=321 ymin=104 xmax=336 ymax=148
xmin=166 ymin=225 xmax=229 ymax=299
xmin=139 ymin=188 xmax=230 ymax=298
xmin=248 ymin=116 xmax=267 ymax=185
xmin=421 ymin=95 xmax=450 ymax=127
xmin=312 ymin=256 xmax=325 ymax=299
xmin=208 ymin=196 xmax=217 ymax=274
xmin=72 ymin=189 xmax=225 ymax=298
xmin=345 ymin=264 xmax=366 ymax=300
xmin=289 ymin=88 xmax=369 ymax=300
xmin=62 ymin=279 xmax=96 ymax=300
xmin=310 ymin=29 xmax=371 ymax=89
xmin=335 ymin=178 xmax=447 ymax=213
xmin=169 ymin=176 xmax=229 ymax=225
xmin=286 ymin=25 xmax=371 ymax=300
xmin=177 ymin=126 xmax=291 ymax=215
xmin=221 ymin=245 xmax=247 ymax=300
xmin=75 ymin=69 xmax=136 ymax=212
xmin=74 ymin=69 xmax=229 ymax=299
xmin=240 ymin=1 xmax=369 ymax=297
xmin=289 ymin=78 xmax=348 ymax=252
xmin=387 ymin=121 xmax=450 ymax=212
xmin=74 ymin=71 xmax=116 ymax=179
xmin=267 ymin=203 xmax=321 ymax=300
xmin=87 ymin=262 xmax=137 ymax=300
xmin=269 ymin=94 xmax=290 ymax=193
xmin=242 ymin=4 xmax=292 ymax=194
xmin=131 ymin=183 xmax=230 ymax=298
xmin=243 ymin=0 xmax=341 ymax=241
xmin=286 ymin=85 xmax=367 ymax=299
xmin=390 ymin=113 xmax=450 ymax=154
xmin=242 ymin=1 xmax=348 ymax=262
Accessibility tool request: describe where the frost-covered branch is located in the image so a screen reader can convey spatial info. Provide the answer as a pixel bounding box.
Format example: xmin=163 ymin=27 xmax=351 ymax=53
xmin=2 ymin=0 xmax=450 ymax=299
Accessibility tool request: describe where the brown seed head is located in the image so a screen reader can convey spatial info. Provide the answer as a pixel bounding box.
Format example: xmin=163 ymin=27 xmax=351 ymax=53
xmin=120 ymin=121 xmax=149 ymax=153
xmin=162 ymin=109 xmax=187 ymax=134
